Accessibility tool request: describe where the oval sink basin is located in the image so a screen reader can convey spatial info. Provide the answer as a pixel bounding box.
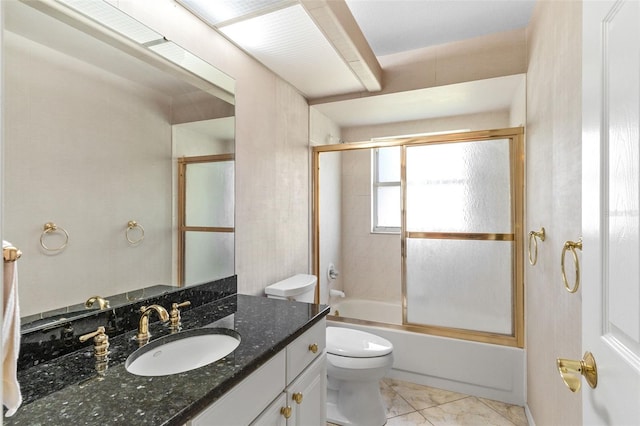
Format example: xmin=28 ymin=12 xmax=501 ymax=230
xmin=125 ymin=328 xmax=241 ymax=376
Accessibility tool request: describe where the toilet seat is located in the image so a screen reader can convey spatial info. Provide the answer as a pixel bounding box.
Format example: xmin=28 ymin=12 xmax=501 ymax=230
xmin=327 ymin=352 xmax=393 ymax=370
xmin=326 ymin=327 xmax=393 ymax=358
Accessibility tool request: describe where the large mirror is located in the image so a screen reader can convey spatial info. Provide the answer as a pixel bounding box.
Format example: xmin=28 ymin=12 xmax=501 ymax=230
xmin=2 ymin=0 xmax=235 ymax=329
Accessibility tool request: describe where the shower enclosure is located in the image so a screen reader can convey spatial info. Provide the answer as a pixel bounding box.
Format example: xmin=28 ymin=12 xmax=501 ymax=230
xmin=314 ymin=128 xmax=524 ymax=347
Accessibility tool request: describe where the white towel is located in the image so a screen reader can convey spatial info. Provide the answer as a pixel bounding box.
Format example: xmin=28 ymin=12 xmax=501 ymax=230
xmin=3 ymin=240 xmax=22 ymax=416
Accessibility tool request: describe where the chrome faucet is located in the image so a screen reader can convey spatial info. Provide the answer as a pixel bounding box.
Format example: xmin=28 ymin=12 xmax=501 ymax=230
xmin=136 ymin=304 xmax=169 ymax=343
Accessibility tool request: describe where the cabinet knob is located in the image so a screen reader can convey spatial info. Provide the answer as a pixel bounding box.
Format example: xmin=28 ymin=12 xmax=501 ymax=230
xmin=308 ymin=343 xmax=318 ymax=354
xmin=292 ymin=392 xmax=303 ymax=404
xmin=280 ymin=406 xmax=292 ymax=419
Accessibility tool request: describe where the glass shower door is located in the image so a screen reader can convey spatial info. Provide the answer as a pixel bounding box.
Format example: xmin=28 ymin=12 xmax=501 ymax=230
xmin=403 ymin=138 xmax=517 ymax=336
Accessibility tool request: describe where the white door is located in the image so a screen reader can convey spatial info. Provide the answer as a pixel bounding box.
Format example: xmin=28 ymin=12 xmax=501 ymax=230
xmin=583 ymin=0 xmax=640 ymax=424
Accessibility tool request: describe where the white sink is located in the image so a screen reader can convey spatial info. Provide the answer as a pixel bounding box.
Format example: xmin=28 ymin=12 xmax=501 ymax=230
xmin=125 ymin=328 xmax=241 ymax=376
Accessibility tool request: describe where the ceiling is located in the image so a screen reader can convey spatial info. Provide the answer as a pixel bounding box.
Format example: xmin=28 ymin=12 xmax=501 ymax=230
xmin=178 ymin=0 xmax=535 ymax=100
xmin=345 ymin=0 xmax=535 ymax=57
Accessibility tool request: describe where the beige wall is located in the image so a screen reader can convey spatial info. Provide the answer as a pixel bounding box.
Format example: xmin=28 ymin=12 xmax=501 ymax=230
xmin=118 ymin=0 xmax=312 ymax=295
xmin=525 ymin=1 xmax=582 ymax=424
xmin=342 ymin=110 xmax=510 ymax=142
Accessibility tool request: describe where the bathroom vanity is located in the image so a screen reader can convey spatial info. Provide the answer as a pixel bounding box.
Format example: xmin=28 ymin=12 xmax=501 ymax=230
xmin=189 ymin=319 xmax=326 ymax=425
xmin=7 ymin=286 xmax=329 ymax=425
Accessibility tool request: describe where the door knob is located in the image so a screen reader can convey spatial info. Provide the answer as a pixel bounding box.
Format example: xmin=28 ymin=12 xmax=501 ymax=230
xmin=556 ymin=351 xmax=598 ymax=392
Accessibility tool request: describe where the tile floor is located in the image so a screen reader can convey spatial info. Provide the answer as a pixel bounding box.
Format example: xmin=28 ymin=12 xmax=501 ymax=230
xmin=328 ymin=378 xmax=528 ymax=426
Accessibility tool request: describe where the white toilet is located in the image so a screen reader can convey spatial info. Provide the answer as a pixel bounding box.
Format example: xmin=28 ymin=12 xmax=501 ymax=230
xmin=265 ymin=274 xmax=394 ymax=426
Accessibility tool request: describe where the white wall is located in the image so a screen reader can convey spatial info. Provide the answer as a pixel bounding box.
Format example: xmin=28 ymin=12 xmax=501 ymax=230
xmin=525 ymin=1 xmax=583 ymax=424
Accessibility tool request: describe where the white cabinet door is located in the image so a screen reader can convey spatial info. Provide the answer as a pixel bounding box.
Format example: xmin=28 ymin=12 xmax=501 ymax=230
xmin=251 ymin=393 xmax=288 ymax=426
xmin=189 ymin=351 xmax=286 ymax=426
xmin=583 ymin=0 xmax=640 ymax=424
xmin=287 ymin=354 xmax=327 ymax=426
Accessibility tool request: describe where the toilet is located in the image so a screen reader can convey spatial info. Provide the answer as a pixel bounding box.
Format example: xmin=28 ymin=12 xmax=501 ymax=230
xmin=265 ymin=274 xmax=394 ymax=426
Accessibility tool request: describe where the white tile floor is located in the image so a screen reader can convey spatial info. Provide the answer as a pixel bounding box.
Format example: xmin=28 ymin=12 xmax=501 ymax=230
xmin=328 ymin=378 xmax=528 ymax=426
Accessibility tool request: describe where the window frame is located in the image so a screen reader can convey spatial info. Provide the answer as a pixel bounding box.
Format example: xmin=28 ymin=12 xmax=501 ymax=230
xmin=371 ymin=147 xmax=401 ymax=234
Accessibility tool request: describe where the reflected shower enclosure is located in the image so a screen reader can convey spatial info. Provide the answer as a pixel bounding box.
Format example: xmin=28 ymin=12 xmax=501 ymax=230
xmin=178 ymin=155 xmax=235 ymax=286
xmin=313 ymin=128 xmax=524 ymax=347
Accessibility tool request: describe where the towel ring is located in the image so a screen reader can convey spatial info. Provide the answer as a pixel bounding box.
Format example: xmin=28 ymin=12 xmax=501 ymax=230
xmin=561 ymin=238 xmax=583 ymax=293
xmin=40 ymin=222 xmax=69 ymax=252
xmin=126 ymin=220 xmax=145 ymax=245
xmin=3 ymin=246 xmax=21 ymax=263
xmin=528 ymin=227 xmax=546 ymax=266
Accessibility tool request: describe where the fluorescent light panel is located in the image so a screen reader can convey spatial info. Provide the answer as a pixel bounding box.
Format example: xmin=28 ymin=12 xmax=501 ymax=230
xmin=53 ymin=0 xmax=235 ymax=97
xmin=149 ymin=41 xmax=235 ymax=95
xmin=220 ymin=4 xmax=364 ymax=98
xmin=56 ymin=0 xmax=162 ymax=44
xmin=177 ymin=0 xmax=294 ymax=26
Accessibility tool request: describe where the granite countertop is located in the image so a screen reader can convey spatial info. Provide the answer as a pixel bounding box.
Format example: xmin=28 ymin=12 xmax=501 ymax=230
xmin=6 ymin=294 xmax=329 ymax=425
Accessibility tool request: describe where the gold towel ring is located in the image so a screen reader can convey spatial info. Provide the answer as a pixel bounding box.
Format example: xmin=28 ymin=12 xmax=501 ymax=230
xmin=528 ymin=227 xmax=546 ymax=265
xmin=561 ymin=238 xmax=583 ymax=293
xmin=3 ymin=246 xmax=21 ymax=263
xmin=126 ymin=220 xmax=145 ymax=245
xmin=40 ymin=222 xmax=69 ymax=252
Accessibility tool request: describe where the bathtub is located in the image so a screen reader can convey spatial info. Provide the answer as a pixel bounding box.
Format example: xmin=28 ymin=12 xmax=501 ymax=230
xmin=328 ymin=298 xmax=525 ymax=405
xmin=330 ymin=298 xmax=402 ymax=325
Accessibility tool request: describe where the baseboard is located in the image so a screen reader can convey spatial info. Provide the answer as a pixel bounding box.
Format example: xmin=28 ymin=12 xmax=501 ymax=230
xmin=525 ymin=404 xmax=536 ymax=426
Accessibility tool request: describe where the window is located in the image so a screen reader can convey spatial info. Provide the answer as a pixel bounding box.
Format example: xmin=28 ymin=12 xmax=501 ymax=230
xmin=372 ymin=146 xmax=401 ymax=233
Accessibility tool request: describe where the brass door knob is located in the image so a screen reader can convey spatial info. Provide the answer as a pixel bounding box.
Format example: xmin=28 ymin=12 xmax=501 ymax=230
xmin=280 ymin=406 xmax=292 ymax=419
xmin=292 ymin=392 xmax=303 ymax=404
xmin=557 ymin=351 xmax=597 ymax=392
xmin=308 ymin=343 xmax=318 ymax=354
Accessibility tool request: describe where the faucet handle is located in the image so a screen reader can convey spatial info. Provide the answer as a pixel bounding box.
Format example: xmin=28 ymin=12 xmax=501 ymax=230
xmin=169 ymin=300 xmax=191 ymax=329
xmin=79 ymin=326 xmax=110 ymax=359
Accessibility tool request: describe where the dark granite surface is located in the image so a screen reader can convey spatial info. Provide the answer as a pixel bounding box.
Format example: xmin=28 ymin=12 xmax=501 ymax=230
xmin=7 ymin=294 xmax=329 ymax=425
xmin=18 ymin=277 xmax=237 ymax=371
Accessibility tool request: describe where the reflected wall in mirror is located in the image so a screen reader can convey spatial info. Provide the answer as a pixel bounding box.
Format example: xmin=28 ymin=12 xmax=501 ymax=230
xmin=2 ymin=0 xmax=235 ymax=326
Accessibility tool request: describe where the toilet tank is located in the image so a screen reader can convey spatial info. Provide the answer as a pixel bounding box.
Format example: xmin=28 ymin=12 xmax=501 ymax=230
xmin=264 ymin=274 xmax=317 ymax=303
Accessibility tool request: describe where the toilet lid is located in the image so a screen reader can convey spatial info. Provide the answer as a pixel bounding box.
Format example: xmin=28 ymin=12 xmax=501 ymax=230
xmin=326 ymin=327 xmax=393 ymax=358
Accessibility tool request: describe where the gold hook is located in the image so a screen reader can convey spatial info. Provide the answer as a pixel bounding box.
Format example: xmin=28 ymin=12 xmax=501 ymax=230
xmin=528 ymin=227 xmax=546 ymax=265
xmin=561 ymin=238 xmax=582 ymax=293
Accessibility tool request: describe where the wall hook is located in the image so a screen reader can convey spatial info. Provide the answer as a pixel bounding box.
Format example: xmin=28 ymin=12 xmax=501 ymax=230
xmin=528 ymin=227 xmax=546 ymax=266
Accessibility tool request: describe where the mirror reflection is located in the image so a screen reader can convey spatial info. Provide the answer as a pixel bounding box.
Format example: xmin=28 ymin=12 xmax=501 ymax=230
xmin=2 ymin=0 xmax=235 ymax=329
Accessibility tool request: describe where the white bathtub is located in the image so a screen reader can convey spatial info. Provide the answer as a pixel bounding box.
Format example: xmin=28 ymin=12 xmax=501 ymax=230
xmin=330 ymin=298 xmax=402 ymax=325
xmin=328 ymin=298 xmax=525 ymax=405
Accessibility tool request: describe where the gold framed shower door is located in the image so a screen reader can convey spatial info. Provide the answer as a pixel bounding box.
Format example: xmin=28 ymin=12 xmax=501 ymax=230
xmin=312 ymin=127 xmax=525 ymax=348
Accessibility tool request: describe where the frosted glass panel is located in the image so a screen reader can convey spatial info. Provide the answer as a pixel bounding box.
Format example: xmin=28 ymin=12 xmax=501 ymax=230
xmin=186 ymin=161 xmax=234 ymax=227
xmin=406 ymin=140 xmax=511 ymax=233
xmin=377 ymin=186 xmax=401 ymax=228
xmin=184 ymin=232 xmax=234 ymax=286
xmin=405 ymin=238 xmax=513 ymax=334
xmin=377 ymin=146 xmax=401 ymax=182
